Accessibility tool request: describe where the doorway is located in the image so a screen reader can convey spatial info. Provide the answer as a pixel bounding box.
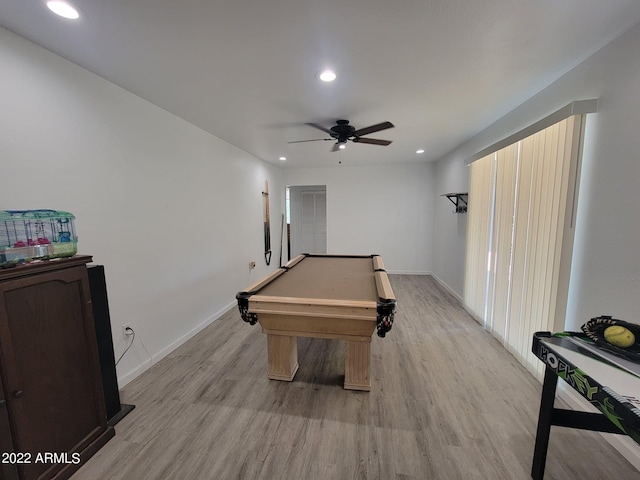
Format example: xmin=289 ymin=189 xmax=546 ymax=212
xmin=286 ymin=185 xmax=327 ymax=259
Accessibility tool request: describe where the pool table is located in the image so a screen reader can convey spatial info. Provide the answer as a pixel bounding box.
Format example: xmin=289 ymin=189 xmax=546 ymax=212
xmin=236 ymin=254 xmax=396 ymax=391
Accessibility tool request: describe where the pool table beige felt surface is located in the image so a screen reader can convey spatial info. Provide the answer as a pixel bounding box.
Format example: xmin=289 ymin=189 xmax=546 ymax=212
xmin=236 ymin=254 xmax=396 ymax=390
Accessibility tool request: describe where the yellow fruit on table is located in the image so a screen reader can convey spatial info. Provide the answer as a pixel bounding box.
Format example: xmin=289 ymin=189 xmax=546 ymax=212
xmin=604 ymin=325 xmax=635 ymax=348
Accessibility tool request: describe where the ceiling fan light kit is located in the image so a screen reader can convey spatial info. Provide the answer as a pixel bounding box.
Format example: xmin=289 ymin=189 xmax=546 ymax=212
xmin=288 ymin=119 xmax=394 ymax=153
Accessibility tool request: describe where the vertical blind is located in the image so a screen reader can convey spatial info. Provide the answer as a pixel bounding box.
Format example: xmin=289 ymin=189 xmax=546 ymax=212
xmin=464 ymin=115 xmax=585 ymax=378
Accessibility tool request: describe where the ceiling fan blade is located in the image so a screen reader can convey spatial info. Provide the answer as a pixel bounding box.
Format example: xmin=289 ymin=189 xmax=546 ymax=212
xmin=331 ymin=142 xmax=341 ymax=152
xmin=306 ymin=122 xmax=333 ymax=135
xmin=287 ymin=138 xmax=332 ymax=144
xmin=352 ymin=137 xmax=392 ymax=146
xmin=352 ymin=121 xmax=394 ymax=137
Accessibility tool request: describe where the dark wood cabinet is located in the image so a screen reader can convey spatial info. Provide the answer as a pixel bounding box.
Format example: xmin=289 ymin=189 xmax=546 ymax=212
xmin=0 ymin=256 xmax=114 ymax=480
xmin=0 ymin=377 xmax=19 ymax=480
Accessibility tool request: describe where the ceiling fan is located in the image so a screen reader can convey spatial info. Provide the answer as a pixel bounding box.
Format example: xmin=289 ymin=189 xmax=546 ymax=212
xmin=288 ymin=119 xmax=394 ymax=152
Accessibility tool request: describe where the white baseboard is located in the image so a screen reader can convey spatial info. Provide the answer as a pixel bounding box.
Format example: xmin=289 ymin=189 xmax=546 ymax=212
xmin=557 ymin=383 xmax=640 ymax=471
xmin=430 ymin=272 xmax=464 ymax=304
xmin=386 ymin=270 xmax=431 ymax=275
xmin=606 ymin=436 xmax=640 ymax=471
xmin=117 ymin=300 xmax=236 ymax=387
xmin=421 ymin=276 xmax=639 ymax=470
xmin=117 ymin=355 xmax=153 ymax=388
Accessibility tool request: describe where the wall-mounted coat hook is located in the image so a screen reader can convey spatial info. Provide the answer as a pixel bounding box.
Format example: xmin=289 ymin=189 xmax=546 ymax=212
xmin=441 ymin=193 xmax=468 ymax=213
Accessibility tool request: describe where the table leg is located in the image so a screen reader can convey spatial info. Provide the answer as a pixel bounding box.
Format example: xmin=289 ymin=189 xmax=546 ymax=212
xmin=266 ymin=334 xmax=298 ymax=381
xmin=531 ymin=366 xmax=559 ymax=480
xmin=344 ymin=339 xmax=371 ymax=391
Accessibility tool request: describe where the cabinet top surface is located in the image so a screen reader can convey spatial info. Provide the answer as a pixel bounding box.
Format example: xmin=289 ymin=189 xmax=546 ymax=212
xmin=0 ymin=255 xmax=93 ymax=281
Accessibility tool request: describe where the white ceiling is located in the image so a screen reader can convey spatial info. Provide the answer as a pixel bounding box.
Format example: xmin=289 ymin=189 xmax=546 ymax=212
xmin=2 ymin=1 xmax=640 ymax=168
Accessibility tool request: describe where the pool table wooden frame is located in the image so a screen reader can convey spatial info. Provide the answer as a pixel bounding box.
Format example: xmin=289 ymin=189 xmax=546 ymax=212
xmin=236 ymin=254 xmax=396 ymax=391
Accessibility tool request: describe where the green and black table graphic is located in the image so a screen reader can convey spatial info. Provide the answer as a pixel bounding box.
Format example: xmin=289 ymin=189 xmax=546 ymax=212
xmin=531 ymin=331 xmax=640 ymax=479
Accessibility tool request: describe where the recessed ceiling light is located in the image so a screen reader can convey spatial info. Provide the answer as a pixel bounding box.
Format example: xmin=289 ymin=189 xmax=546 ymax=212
xmin=318 ymin=70 xmax=337 ymax=82
xmin=338 ymin=144 xmax=346 ymax=150
xmin=47 ymin=1 xmax=80 ymax=19
xmin=416 ymin=149 xmax=425 ymax=154
xmin=279 ymin=156 xmax=287 ymax=161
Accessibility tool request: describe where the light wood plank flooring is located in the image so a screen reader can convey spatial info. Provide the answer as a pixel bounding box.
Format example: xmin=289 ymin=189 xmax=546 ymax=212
xmin=72 ymin=275 xmax=640 ymax=479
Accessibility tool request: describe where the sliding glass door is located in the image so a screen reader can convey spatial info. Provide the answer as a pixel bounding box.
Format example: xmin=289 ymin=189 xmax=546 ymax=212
xmin=464 ymin=115 xmax=586 ymax=377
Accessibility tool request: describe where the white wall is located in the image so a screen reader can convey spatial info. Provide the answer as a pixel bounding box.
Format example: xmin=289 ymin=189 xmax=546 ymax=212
xmin=284 ymin=163 xmax=434 ymax=274
xmin=432 ymin=159 xmax=469 ymax=298
xmin=432 ymin=21 xmax=640 ymax=331
xmin=0 ymin=28 xmax=284 ymax=385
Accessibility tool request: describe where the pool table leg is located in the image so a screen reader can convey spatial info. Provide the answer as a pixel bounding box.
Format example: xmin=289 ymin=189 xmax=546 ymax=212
xmin=344 ymin=339 xmax=371 ymax=391
xmin=266 ymin=334 xmax=299 ymax=382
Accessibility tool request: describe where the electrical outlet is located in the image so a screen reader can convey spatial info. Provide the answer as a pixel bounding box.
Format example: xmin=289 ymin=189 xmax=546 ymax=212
xmin=122 ymin=324 xmax=134 ymax=339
